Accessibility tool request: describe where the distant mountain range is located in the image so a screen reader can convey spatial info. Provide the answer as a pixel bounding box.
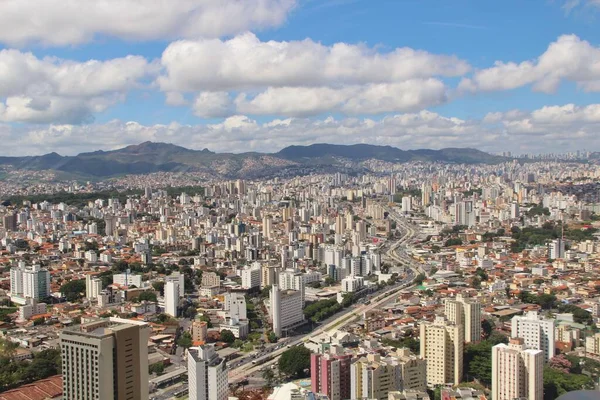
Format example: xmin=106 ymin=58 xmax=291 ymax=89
xmin=0 ymin=142 xmax=509 ymax=179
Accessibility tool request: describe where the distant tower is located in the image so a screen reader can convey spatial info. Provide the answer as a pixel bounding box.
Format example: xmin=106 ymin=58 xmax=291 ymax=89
xmin=271 ymin=284 xmax=282 ymax=337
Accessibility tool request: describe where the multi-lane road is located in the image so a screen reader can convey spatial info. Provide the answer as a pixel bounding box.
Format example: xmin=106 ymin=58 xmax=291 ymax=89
xmin=228 ymin=205 xmax=423 ymax=383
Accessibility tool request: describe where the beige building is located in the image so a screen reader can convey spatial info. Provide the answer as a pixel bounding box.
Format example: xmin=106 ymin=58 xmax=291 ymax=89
xmin=586 ymin=332 xmax=600 ymax=356
xmin=201 ymin=272 xmax=221 ymax=288
xmin=192 ymin=320 xmax=208 ymax=343
xmin=350 ymin=354 xmax=401 ymax=400
xmin=444 ymin=294 xmax=481 ymax=343
xmin=60 ymin=317 xmax=150 ymax=400
xmin=395 ymin=349 xmax=427 ymax=392
xmin=420 ymin=316 xmax=463 ymax=386
xmin=492 ymin=338 xmax=543 ymax=400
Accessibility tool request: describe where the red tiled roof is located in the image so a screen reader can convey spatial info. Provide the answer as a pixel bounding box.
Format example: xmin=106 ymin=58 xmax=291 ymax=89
xmin=0 ymin=375 xmax=62 ymax=400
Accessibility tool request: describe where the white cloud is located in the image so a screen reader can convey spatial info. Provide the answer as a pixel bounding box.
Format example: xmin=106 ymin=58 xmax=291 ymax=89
xmin=0 ymin=0 xmax=297 ymax=46
xmin=234 ymin=79 xmax=447 ymax=116
xmin=459 ymin=35 xmax=600 ymax=93
xmin=158 ymin=32 xmax=470 ymax=92
xmin=193 ymin=92 xmax=233 ymax=118
xmin=0 ymin=50 xmax=153 ymax=123
xmin=4 ymin=103 xmax=600 ymax=156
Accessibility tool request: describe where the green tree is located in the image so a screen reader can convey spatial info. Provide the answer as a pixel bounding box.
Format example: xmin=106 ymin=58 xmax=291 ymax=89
xmin=177 ymin=332 xmax=193 ymax=349
xmin=60 ymin=279 xmax=86 ymax=302
xmin=220 ymin=329 xmax=235 ymax=343
xmin=33 ymin=317 xmax=45 ymax=326
xmin=149 ymin=363 xmax=165 ymax=375
xmin=278 ymin=346 xmax=311 ymax=378
xmin=137 ymin=291 xmax=157 ymax=302
xmin=262 ymin=368 xmax=276 ymax=388
xmin=481 ymin=319 xmax=494 ymax=339
xmin=267 ymin=331 xmax=278 ymax=343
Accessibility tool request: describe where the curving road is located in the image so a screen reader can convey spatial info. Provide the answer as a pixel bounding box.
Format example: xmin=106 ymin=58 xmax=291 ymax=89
xmin=228 ymin=206 xmax=422 ymax=383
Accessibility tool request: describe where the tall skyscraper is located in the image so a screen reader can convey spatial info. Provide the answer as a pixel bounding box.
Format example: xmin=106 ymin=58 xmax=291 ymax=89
xmin=311 ymin=351 xmax=353 ymax=400
xmin=549 ymin=238 xmax=565 ymax=260
xmin=445 ymin=294 xmax=482 ymax=343
xmin=420 ymin=316 xmax=464 ymax=386
xmin=492 ymin=338 xmax=543 ymax=400
xmin=269 ymin=284 xmax=304 ymax=337
xmin=165 ymin=280 xmax=179 ymax=317
xmin=188 ymin=345 xmax=228 ymax=400
xmin=335 ymin=214 xmax=346 ymax=235
xmin=511 ymin=311 xmax=555 ymax=361
xmin=2 ymin=213 xmax=17 ymax=231
xmin=60 ymin=317 xmax=150 ymax=400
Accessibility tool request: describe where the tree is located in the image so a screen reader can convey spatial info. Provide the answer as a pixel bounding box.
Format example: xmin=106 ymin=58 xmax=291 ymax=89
xmin=278 ymin=346 xmax=311 ymax=378
xmin=481 ymin=319 xmax=494 ymax=339
xmin=414 ymin=273 xmax=426 ymax=285
xmin=220 ymin=329 xmax=235 ymax=343
xmin=137 ymin=291 xmax=157 ymax=302
xmin=262 ymin=368 xmax=276 ymax=388
xmin=267 ymin=331 xmax=278 ymax=343
xmin=177 ymin=332 xmax=193 ymax=349
xmin=149 ymin=362 xmax=165 ymax=375
xmin=60 ymin=279 xmax=86 ymax=302
xmin=33 ymin=317 xmax=45 ymax=326
xmin=198 ymin=314 xmax=213 ymax=328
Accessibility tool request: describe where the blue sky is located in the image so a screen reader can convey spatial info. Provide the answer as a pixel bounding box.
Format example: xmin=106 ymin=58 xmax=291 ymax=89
xmin=0 ymin=0 xmax=599 ymax=155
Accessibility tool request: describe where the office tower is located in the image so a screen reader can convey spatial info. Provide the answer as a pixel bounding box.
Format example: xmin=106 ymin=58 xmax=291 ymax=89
xmin=492 ymin=338 xmax=543 ymax=400
xmin=2 ymin=213 xmax=17 ymax=231
xmin=241 ymin=264 xmax=261 ymax=289
xmin=262 ymin=215 xmax=273 ymax=239
xmin=511 ymin=311 xmax=555 ymax=361
xmin=335 ymin=214 xmax=346 ymax=235
xmin=60 ymin=318 xmax=150 ymax=400
xmin=270 ymin=284 xmax=304 ymax=337
xmin=10 ymin=264 xmax=51 ymax=303
xmin=165 ymin=272 xmax=185 ymax=297
xmin=311 ymin=351 xmax=353 ymax=400
xmin=420 ymin=316 xmax=463 ymax=386
xmin=350 ymin=354 xmax=401 ymax=400
xmin=445 ymin=294 xmax=481 ymax=343
xmin=401 ymin=197 xmax=412 ymax=214
xmin=278 ymin=269 xmax=306 ymax=307
xmin=144 ymin=187 xmax=152 ymax=199
xmin=188 ymin=345 xmax=228 ymax=400
xmin=165 ymin=280 xmax=179 ymax=317
xmin=104 ymin=216 xmax=116 ymax=236
xmin=510 ymin=202 xmax=520 ymax=219
xmin=85 ymin=274 xmax=102 ymax=300
xmin=549 ymin=238 xmax=565 ymax=260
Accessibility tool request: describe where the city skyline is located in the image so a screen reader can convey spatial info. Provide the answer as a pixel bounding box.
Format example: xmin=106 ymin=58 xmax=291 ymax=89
xmin=0 ymin=1 xmax=599 ymax=155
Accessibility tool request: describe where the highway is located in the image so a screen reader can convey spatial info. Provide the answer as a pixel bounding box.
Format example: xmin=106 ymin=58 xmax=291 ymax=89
xmin=228 ymin=207 xmax=423 ymax=383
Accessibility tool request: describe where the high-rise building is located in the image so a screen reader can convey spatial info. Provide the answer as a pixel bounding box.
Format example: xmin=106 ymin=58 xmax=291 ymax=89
xmin=511 ymin=311 xmax=555 ymax=361
xmin=350 ymin=353 xmax=401 ymax=400
xmin=445 ymin=294 xmax=481 ymax=343
xmin=165 ymin=272 xmax=185 ymax=297
xmin=192 ymin=321 xmax=208 ymax=343
xmin=113 ymin=273 xmax=143 ymax=288
xmin=188 ymin=345 xmax=228 ymax=400
xmin=492 ymin=338 xmax=543 ymax=400
xmin=60 ymin=317 xmax=150 ymax=400
xmin=85 ymin=274 xmax=102 ymax=300
xmin=549 ymin=238 xmax=565 ymax=260
xmin=2 ymin=213 xmax=17 ymax=231
xmin=262 ymin=216 xmax=273 ymax=239
xmin=201 ymin=272 xmax=221 ymax=288
xmin=420 ymin=316 xmax=463 ymax=386
xmin=10 ymin=264 xmax=51 ymax=304
xmin=311 ymin=351 xmax=353 ymax=400
xmin=270 ymin=284 xmax=304 ymax=337
xmin=165 ymin=280 xmax=179 ymax=317
xmin=223 ymin=292 xmax=247 ymax=320
xmin=278 ymin=269 xmax=306 ymax=307
xmin=241 ymin=264 xmax=261 ymax=289
xmin=335 ymin=214 xmax=346 ymax=235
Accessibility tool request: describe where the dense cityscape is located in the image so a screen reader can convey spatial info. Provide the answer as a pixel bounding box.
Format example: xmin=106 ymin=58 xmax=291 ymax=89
xmin=0 ymin=156 xmax=599 ymax=400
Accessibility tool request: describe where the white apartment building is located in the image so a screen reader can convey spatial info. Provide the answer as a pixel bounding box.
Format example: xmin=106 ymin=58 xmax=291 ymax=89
xmin=270 ymin=284 xmax=304 ymax=337
xmin=201 ymin=272 xmax=221 ymax=288
xmin=341 ymin=276 xmax=364 ymax=293
xmin=241 ymin=264 xmax=261 ymax=289
xmin=420 ymin=316 xmax=463 ymax=386
xmin=165 ymin=280 xmax=179 ymax=317
xmin=444 ymin=294 xmax=482 ymax=343
xmin=113 ymin=273 xmax=143 ymax=288
xmin=60 ymin=318 xmax=150 ymax=400
xmin=10 ymin=264 xmax=51 ymax=304
xmin=511 ymin=311 xmax=555 ymax=361
xmin=165 ymin=272 xmax=185 ymax=297
xmin=350 ymin=353 xmax=402 ymax=400
xmin=223 ymin=292 xmax=247 ymax=320
xmin=85 ymin=274 xmax=102 ymax=300
xmin=18 ymin=300 xmax=47 ymax=321
xmin=278 ymin=269 xmax=306 ymax=307
xmin=188 ymin=345 xmax=228 ymax=400
xmin=492 ymin=338 xmax=543 ymax=400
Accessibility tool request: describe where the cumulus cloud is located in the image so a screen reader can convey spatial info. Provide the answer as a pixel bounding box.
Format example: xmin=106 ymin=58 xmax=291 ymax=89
xmin=0 ymin=50 xmax=153 ymax=123
xmin=158 ymin=32 xmax=470 ymax=92
xmin=459 ymin=34 xmax=600 ymax=93
xmin=0 ymin=0 xmax=296 ymax=46
xmin=234 ymin=79 xmax=447 ymax=116
xmin=3 ymin=103 xmax=600 ymax=156
xmin=193 ymin=92 xmax=233 ymax=118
